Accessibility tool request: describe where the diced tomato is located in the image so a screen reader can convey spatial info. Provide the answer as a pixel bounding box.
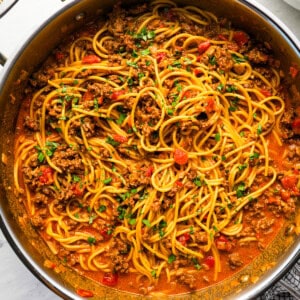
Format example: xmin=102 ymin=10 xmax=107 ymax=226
xmin=145 ymin=166 xmax=154 ymax=177
xmin=194 ymin=69 xmax=203 ymax=76
xmin=215 ymin=235 xmax=233 ymax=252
xmin=82 ymin=91 xmax=103 ymax=105
xmin=292 ymin=117 xmax=300 ymax=129
xmin=55 ymin=51 xmax=64 ymax=61
xmin=294 ymin=169 xmax=299 ymax=175
xmin=83 ymin=91 xmax=94 ymax=101
xmin=76 ymin=288 xmax=94 ymax=298
xmin=112 ymin=134 xmax=128 ymax=143
xmin=82 ymin=54 xmax=101 ymax=64
xmin=198 ymin=41 xmax=211 ymax=54
xmin=290 ymin=65 xmax=299 ymax=78
xmin=71 ymin=182 xmax=85 ymax=197
xmin=102 ymin=272 xmax=118 ymax=286
xmin=232 ymin=31 xmax=249 ymax=47
xmin=175 ymin=180 xmax=183 ymax=187
xmin=39 ymin=166 xmax=54 ymax=184
xmin=267 ymin=196 xmax=280 ymax=205
xmin=181 ymin=90 xmax=192 ymax=100
xmin=260 ymin=89 xmax=272 ymax=97
xmin=111 ymin=90 xmax=125 ymax=101
xmin=203 ymin=255 xmax=215 ymax=268
xmin=205 ymin=97 xmax=216 ymax=113
xmin=156 ymin=52 xmax=166 ymax=63
xmin=281 ymin=175 xmax=297 ymax=190
xmin=174 ymin=148 xmax=188 ymax=165
xmin=100 ymin=228 xmax=111 ymax=241
xmin=280 ymin=190 xmax=291 ymax=201
xmin=177 ymin=233 xmax=191 ymax=247
xmin=218 ymin=34 xmax=228 ymax=41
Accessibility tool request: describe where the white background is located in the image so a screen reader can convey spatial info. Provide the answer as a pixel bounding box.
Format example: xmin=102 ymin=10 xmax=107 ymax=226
xmin=0 ymin=0 xmax=299 ymax=299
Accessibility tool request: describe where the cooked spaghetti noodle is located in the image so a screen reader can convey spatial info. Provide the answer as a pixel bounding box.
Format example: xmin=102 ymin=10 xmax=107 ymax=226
xmin=14 ymin=0 xmax=299 ymax=295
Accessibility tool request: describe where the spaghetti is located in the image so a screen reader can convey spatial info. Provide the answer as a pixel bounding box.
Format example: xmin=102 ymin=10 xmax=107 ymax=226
xmin=14 ymin=0 xmax=299 ymax=295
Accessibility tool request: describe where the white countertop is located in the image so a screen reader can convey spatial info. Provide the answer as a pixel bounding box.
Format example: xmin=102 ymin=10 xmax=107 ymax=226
xmin=0 ymin=0 xmax=299 ymax=299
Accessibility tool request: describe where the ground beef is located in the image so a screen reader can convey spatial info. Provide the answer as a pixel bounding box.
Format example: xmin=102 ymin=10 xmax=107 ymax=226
xmin=24 ymin=116 xmax=39 ymax=131
xmin=51 ymin=146 xmax=84 ymax=173
xmin=176 ymin=270 xmax=196 ymax=289
xmin=228 ymin=252 xmax=244 ymax=269
xmin=110 ymin=255 xmax=129 ymax=273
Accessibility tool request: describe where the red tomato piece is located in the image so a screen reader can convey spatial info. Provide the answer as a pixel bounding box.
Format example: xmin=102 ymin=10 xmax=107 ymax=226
xmin=39 ymin=167 xmax=54 ymax=184
xmin=260 ymin=89 xmax=272 ymax=97
xmin=292 ymin=118 xmax=300 ymax=130
xmin=198 ymin=41 xmax=211 ymax=54
xmin=82 ymin=91 xmax=94 ymax=101
xmin=175 ymin=180 xmax=183 ymax=187
xmin=174 ymin=148 xmax=188 ymax=165
xmin=145 ymin=166 xmax=154 ymax=177
xmin=203 ymin=255 xmax=215 ymax=268
xmin=82 ymin=54 xmax=101 ymax=64
xmin=111 ymin=90 xmax=125 ymax=101
xmin=181 ymin=90 xmax=192 ymax=100
xmin=100 ymin=228 xmax=111 ymax=241
xmin=233 ymin=31 xmax=249 ymax=46
xmin=55 ymin=51 xmax=64 ymax=61
xmin=76 ymin=288 xmax=94 ymax=298
xmin=290 ymin=65 xmax=299 ymax=78
xmin=281 ymin=175 xmax=297 ymax=190
xmin=194 ymin=69 xmax=203 ymax=76
xmin=177 ymin=233 xmax=190 ymax=247
xmin=280 ymin=190 xmax=291 ymax=201
xmin=218 ymin=34 xmax=228 ymax=41
xmin=71 ymin=182 xmax=85 ymax=197
xmin=205 ymin=97 xmax=216 ymax=113
xmin=112 ymin=134 xmax=128 ymax=143
xmin=156 ymin=52 xmax=166 ymax=63
xmin=102 ymin=272 xmax=118 ymax=286
xmin=215 ymin=235 xmax=233 ymax=251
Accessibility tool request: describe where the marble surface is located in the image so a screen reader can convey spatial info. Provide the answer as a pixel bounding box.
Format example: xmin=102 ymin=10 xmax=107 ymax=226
xmin=0 ymin=0 xmax=299 ymax=299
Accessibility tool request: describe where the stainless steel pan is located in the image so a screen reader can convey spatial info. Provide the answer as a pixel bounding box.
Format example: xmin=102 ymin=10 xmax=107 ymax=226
xmin=0 ymin=0 xmax=299 ymax=299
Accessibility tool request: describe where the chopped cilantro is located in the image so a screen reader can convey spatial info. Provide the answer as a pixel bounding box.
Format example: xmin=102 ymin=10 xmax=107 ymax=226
xmin=98 ymin=205 xmax=107 ymax=213
xmin=232 ymin=53 xmax=247 ymax=63
xmin=142 ymin=219 xmax=151 ymax=228
xmin=168 ymin=254 xmax=176 ymax=264
xmin=87 ymin=236 xmax=96 ymax=245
